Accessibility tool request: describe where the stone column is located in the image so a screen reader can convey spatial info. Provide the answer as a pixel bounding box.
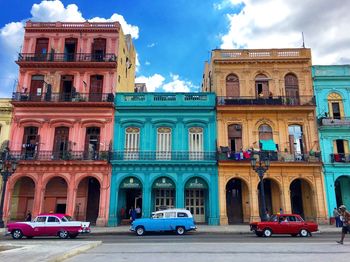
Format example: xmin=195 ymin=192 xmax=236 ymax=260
xmin=66 ymin=177 xmax=76 ymax=216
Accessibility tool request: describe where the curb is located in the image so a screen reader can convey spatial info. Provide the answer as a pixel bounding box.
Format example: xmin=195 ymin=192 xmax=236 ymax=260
xmin=48 ymin=241 xmax=102 ymax=262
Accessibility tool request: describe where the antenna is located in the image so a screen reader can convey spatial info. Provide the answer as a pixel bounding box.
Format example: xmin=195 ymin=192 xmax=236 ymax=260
xmin=302 ymin=32 xmax=305 ymax=48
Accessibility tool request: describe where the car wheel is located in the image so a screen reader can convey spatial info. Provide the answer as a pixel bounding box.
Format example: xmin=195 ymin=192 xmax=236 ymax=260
xmin=69 ymin=233 xmax=78 ymax=239
xmin=58 ymin=230 xmax=69 ymax=239
xmin=299 ymin=229 xmax=310 ymax=237
xmin=263 ymin=228 xmax=272 ymax=237
xmin=11 ymin=229 xmax=23 ymax=240
xmin=136 ymin=226 xmax=145 ymax=236
xmin=176 ymin=226 xmax=186 ymax=235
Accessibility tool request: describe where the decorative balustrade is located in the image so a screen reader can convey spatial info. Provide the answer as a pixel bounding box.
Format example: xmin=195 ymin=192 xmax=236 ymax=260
xmin=12 ymin=92 xmax=114 ymax=103
xmin=319 ymin=117 xmax=350 ymax=127
xmin=10 ymin=151 xmax=109 ymax=161
xmin=217 ymin=96 xmax=315 ymax=106
xmin=109 ymin=151 xmax=217 ymax=161
xmin=331 ymin=153 xmax=350 ymax=163
xmin=17 ymin=53 xmax=117 ymax=63
xmin=26 ymin=21 xmax=119 ymax=29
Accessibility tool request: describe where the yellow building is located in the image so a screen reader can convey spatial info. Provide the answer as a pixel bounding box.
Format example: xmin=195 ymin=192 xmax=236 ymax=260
xmin=202 ymin=48 xmax=328 ymax=224
xmin=0 ymin=98 xmax=12 ymax=191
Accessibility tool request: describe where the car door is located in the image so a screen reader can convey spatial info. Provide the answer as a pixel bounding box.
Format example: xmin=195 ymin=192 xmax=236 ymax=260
xmin=32 ymin=216 xmax=48 ymax=236
xmin=46 ymin=216 xmax=61 ymax=236
xmin=163 ymin=211 xmax=177 ymax=231
xmin=288 ymin=215 xmax=302 ymax=234
xmin=148 ymin=212 xmax=165 ymax=231
xmin=274 ymin=215 xmax=289 ymax=234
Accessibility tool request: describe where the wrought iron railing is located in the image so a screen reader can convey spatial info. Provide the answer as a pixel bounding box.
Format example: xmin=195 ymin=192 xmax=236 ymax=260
xmin=331 ymin=153 xmax=350 ymax=163
xmin=17 ymin=53 xmax=117 ymax=63
xmin=217 ymin=96 xmax=315 ymax=106
xmin=217 ymin=151 xmax=321 ymax=162
xmin=319 ymin=117 xmax=350 ymax=126
xmin=12 ymin=92 xmax=114 ymax=103
xmin=109 ymin=151 xmax=217 ymax=161
xmin=10 ymin=151 xmax=109 ymax=161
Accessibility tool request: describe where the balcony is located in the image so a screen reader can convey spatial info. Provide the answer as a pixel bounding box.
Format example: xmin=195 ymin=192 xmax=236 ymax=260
xmin=11 ymin=151 xmax=109 ymax=161
xmin=12 ymin=92 xmax=114 ymax=103
xmin=331 ymin=153 xmax=350 ymax=163
xmin=319 ymin=117 xmax=350 ymax=127
xmin=17 ymin=53 xmax=117 ymax=63
xmin=218 ymin=151 xmax=321 ymax=163
xmin=217 ymin=96 xmax=315 ymax=106
xmin=109 ymin=151 xmax=217 ymax=161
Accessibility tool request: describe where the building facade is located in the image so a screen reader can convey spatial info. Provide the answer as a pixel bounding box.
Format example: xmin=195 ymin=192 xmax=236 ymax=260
xmin=203 ymin=48 xmax=328 ymax=224
xmin=3 ymin=21 xmax=136 ymax=226
xmin=313 ymin=65 xmax=350 ymax=216
xmin=0 ymin=99 xmax=12 ymax=192
xmin=109 ymin=93 xmax=219 ymax=225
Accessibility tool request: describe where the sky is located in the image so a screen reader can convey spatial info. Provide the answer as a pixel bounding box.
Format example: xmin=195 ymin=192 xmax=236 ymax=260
xmin=0 ymin=0 xmax=350 ymax=97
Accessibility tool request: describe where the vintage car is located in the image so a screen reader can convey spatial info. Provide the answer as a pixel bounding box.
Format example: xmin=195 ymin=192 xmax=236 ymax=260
xmin=130 ymin=209 xmax=197 ymax=236
xmin=6 ymin=213 xmax=90 ymax=239
xmin=250 ymin=214 xmax=318 ymax=237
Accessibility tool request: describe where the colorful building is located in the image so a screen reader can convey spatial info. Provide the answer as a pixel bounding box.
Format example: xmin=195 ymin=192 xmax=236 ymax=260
xmin=202 ymin=48 xmax=328 ymax=224
xmin=313 ymin=65 xmax=350 ymax=217
xmin=108 ymin=93 xmax=219 ymax=225
xmin=3 ymin=21 xmax=135 ymax=226
xmin=0 ymin=98 xmax=12 ymax=192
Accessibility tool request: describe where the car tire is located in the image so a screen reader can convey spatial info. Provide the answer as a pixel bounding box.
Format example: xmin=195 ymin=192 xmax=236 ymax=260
xmin=176 ymin=226 xmax=186 ymax=235
xmin=136 ymin=226 xmax=145 ymax=236
xmin=299 ymin=229 xmax=310 ymax=237
xmin=11 ymin=229 xmax=23 ymax=240
xmin=58 ymin=230 xmax=69 ymax=239
xmin=69 ymin=233 xmax=78 ymax=239
xmin=263 ymin=228 xmax=272 ymax=237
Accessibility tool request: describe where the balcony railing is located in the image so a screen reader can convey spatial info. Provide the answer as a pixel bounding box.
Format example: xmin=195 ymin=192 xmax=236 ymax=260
xmin=109 ymin=151 xmax=217 ymax=161
xmin=12 ymin=92 xmax=114 ymax=103
xmin=17 ymin=53 xmax=117 ymax=63
xmin=10 ymin=151 xmax=109 ymax=161
xmin=218 ymin=151 xmax=321 ymax=163
xmin=331 ymin=153 xmax=350 ymax=163
xmin=319 ymin=117 xmax=350 ymax=127
xmin=217 ymin=96 xmax=315 ymax=106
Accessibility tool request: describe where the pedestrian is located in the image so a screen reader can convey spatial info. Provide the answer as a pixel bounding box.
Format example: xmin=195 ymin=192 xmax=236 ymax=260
xmin=265 ymin=209 xmax=270 ymax=220
xmin=333 ymin=207 xmax=341 ymax=227
xmin=336 ymin=205 xmax=350 ymax=244
xmin=135 ymin=206 xmax=141 ymax=218
xmin=129 ymin=207 xmax=136 ymax=222
xmin=25 ymin=211 xmax=32 ymax=222
xmin=277 ymin=208 xmax=283 ymax=215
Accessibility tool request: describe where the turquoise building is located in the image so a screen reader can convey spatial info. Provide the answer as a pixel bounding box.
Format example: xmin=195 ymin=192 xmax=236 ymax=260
xmin=313 ymin=65 xmax=350 ymax=217
xmin=108 ymin=93 xmax=219 ymax=225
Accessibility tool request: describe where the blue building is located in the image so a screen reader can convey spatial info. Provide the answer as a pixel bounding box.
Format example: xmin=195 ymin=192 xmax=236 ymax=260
xmin=313 ymin=65 xmax=350 ymax=217
xmin=108 ymin=93 xmax=219 ymax=225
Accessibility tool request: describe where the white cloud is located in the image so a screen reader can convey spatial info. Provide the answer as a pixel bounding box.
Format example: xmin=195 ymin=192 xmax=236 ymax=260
xmin=135 ymin=74 xmax=165 ymax=92
xmin=162 ymin=74 xmax=196 ymax=93
xmin=219 ymin=0 xmax=350 ymax=64
xmin=145 ymin=61 xmax=151 ymax=66
xmin=147 ymin=43 xmax=156 ymax=48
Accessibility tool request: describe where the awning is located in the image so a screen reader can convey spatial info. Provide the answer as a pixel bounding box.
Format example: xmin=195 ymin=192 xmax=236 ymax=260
xmin=185 ymin=177 xmax=208 ymax=189
xmin=120 ymin=177 xmax=142 ymax=189
xmin=153 ymin=177 xmax=175 ymax=189
xmin=260 ymin=139 xmax=277 ymax=151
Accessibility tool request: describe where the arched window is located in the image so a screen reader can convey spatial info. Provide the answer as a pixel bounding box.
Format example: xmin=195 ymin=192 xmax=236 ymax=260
xmin=226 ymin=74 xmax=240 ymax=97
xmin=157 ymin=127 xmax=172 ymax=159
xmin=255 ymin=74 xmax=269 ymax=98
xmin=228 ymin=124 xmax=242 ymax=152
xmin=189 ymin=127 xmax=203 ymax=160
xmin=285 ymin=73 xmax=299 ymax=97
xmin=258 ymin=124 xmax=273 ymax=140
xmin=288 ymin=125 xmax=305 ymax=158
xmin=328 ymin=93 xmax=344 ymax=119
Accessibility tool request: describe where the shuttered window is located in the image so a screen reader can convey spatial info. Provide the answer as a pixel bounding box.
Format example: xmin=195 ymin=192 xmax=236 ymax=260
xmin=125 ymin=127 xmax=140 ymax=159
xmin=189 ymin=127 xmax=203 ymax=160
xmin=157 ymin=127 xmax=171 ymax=160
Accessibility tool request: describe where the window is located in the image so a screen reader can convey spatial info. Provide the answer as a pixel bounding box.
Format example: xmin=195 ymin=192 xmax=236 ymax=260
xmin=157 ymin=127 xmax=171 ymax=159
xmin=255 ymin=74 xmax=269 ymax=98
xmin=285 ymin=74 xmax=299 ymax=103
xmin=85 ymin=127 xmax=100 ymax=159
xmin=189 ymin=127 xmax=203 ymax=160
xmin=328 ymin=93 xmax=344 ymax=119
xmin=153 ymin=213 xmax=164 ymax=219
xmin=226 ymin=74 xmax=239 ymax=97
xmin=164 ymin=212 xmax=176 ymax=218
xmin=228 ymin=124 xmax=242 ymax=152
xmin=288 ymin=125 xmax=304 ymax=157
xmin=30 ymin=75 xmax=45 ymax=98
xmin=47 ymin=216 xmax=59 ymax=222
xmin=258 ymin=124 xmax=273 ymax=140
xmin=125 ymin=127 xmax=140 ymax=159
xmin=35 ymin=216 xmax=47 ymax=222
xmin=177 ymin=212 xmax=188 ymax=218
xmin=22 ymin=126 xmax=39 ymax=159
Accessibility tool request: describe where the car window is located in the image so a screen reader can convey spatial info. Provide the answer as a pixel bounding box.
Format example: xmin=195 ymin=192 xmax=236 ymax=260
xmin=153 ymin=213 xmax=164 ymax=219
xmin=62 ymin=216 xmax=73 ymax=222
xmin=177 ymin=212 xmax=188 ymax=218
xmin=164 ymin=212 xmax=176 ymax=218
xmin=47 ymin=216 xmax=59 ymax=222
xmin=289 ymin=216 xmax=302 ymax=222
xmin=279 ymin=216 xmax=289 ymax=222
xmin=36 ymin=216 xmax=47 ymax=222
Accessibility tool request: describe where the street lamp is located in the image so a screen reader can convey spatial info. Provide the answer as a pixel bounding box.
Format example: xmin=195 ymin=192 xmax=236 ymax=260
xmin=0 ymin=148 xmax=17 ymax=228
xmin=250 ymin=151 xmax=270 ymax=222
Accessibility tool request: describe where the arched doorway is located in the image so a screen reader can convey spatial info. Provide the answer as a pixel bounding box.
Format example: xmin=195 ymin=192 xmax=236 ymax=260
xmin=10 ymin=177 xmax=35 ymax=220
xmin=76 ymin=177 xmax=100 ymax=225
xmin=226 ymin=178 xmax=250 ymax=224
xmin=43 ymin=177 xmax=68 ymax=214
xmin=152 ymin=177 xmax=175 ymax=211
xmin=257 ymin=178 xmax=281 ymax=217
xmin=118 ymin=177 xmax=142 ymax=223
xmin=335 ymin=176 xmax=350 ymax=209
xmin=185 ymin=177 xmax=208 ymax=223
xmin=290 ymin=179 xmax=316 ymax=221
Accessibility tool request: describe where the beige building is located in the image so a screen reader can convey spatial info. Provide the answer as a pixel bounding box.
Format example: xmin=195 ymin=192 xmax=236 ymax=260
xmin=203 ymin=48 xmax=328 ymax=224
xmin=0 ymin=98 xmax=12 ymax=191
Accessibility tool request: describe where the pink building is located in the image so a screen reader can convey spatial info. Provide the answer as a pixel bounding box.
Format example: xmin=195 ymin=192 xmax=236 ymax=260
xmin=4 ymin=21 xmax=135 ymax=226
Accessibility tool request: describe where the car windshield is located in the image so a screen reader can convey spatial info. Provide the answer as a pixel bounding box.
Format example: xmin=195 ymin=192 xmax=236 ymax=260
xmin=62 ymin=215 xmax=73 ymax=222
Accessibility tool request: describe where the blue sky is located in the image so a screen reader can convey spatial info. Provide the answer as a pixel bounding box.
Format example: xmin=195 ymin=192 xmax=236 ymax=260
xmin=0 ymin=0 xmax=349 ymax=96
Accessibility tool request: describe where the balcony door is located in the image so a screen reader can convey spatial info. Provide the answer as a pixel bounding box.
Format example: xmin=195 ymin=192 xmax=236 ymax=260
xmin=60 ymin=75 xmax=74 ymax=101
xmin=89 ymin=75 xmax=103 ymax=102
xmin=53 ymin=127 xmax=70 ymax=159
xmin=84 ymin=127 xmax=100 ymax=159
xmin=255 ymin=74 xmax=269 ymax=98
xmin=35 ymin=38 xmax=49 ymax=60
xmin=64 ymin=38 xmax=77 ymax=61
xmin=226 ymin=74 xmax=240 ymax=97
xmin=285 ymin=74 xmax=299 ymax=105
xmin=91 ymin=38 xmax=106 ymax=61
xmin=228 ymin=124 xmax=242 ymax=153
xmin=22 ymin=126 xmax=39 ymax=159
xmin=30 ymin=75 xmax=45 ymax=101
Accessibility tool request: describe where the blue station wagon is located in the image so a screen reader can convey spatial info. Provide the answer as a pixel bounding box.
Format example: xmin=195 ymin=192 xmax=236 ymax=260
xmin=130 ymin=209 xmax=197 ymax=236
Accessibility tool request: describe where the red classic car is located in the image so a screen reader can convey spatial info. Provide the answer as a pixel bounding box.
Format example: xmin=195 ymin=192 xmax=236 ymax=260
xmin=6 ymin=213 xmax=90 ymax=239
xmin=250 ymin=214 xmax=318 ymax=237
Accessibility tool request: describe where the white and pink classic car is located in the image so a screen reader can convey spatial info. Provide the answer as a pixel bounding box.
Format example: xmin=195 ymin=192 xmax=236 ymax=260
xmin=6 ymin=213 xmax=90 ymax=239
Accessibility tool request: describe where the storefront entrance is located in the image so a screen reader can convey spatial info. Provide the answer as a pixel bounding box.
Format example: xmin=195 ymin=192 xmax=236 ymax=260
xmin=152 ymin=177 xmax=175 ymax=211
xmin=118 ymin=177 xmax=142 ymax=223
xmin=185 ymin=177 xmax=208 ymax=223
